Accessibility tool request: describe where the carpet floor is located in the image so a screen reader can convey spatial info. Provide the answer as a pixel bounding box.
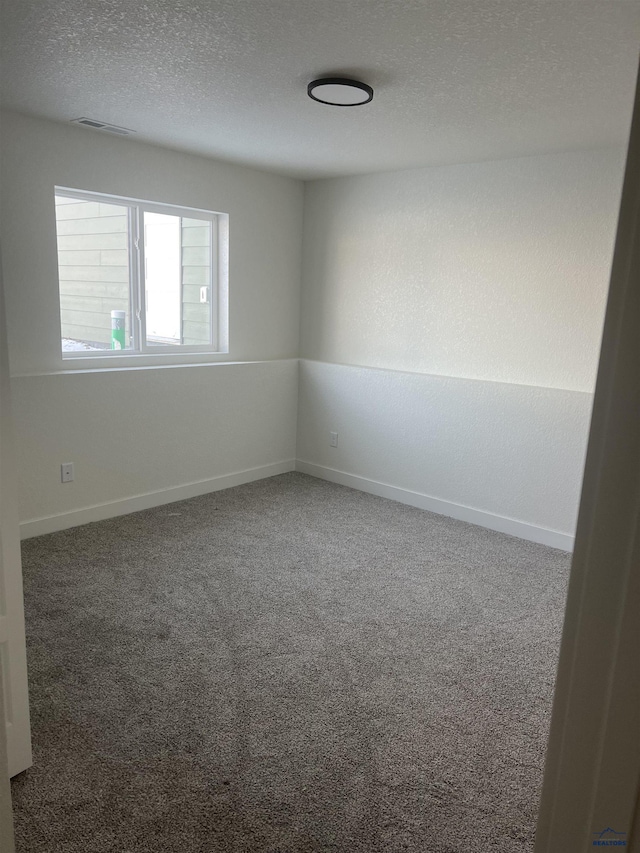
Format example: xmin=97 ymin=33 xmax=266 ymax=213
xmin=11 ymin=472 xmax=570 ymax=852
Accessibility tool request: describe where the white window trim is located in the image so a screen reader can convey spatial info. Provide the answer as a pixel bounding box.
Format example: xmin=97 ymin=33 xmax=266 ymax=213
xmin=55 ymin=187 xmax=229 ymax=361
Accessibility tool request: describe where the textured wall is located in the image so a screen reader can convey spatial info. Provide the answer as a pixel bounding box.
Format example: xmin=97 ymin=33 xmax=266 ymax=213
xmin=0 ymin=111 xmax=302 ymax=530
xmin=13 ymin=361 xmax=298 ymax=527
xmin=0 ymin=110 xmax=303 ymax=374
xmin=298 ymin=150 xmax=625 ymax=540
xmin=1 ymin=111 xmax=626 ymax=541
xmin=301 ymin=149 xmax=624 ymax=392
xmin=297 ymin=360 xmax=592 ymax=541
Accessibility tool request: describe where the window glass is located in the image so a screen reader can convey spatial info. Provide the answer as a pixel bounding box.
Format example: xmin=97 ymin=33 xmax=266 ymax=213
xmin=180 ymin=216 xmax=213 ymax=347
xmin=143 ymin=213 xmax=212 ymax=347
xmin=55 ymin=195 xmax=132 ymax=351
xmin=144 ymin=212 xmax=181 ymax=346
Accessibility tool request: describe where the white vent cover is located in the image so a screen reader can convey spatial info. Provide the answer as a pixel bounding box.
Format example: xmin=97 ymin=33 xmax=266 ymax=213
xmin=71 ymin=117 xmax=134 ymax=135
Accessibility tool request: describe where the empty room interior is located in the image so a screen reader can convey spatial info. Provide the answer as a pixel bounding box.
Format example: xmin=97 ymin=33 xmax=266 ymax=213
xmin=1 ymin=1 xmax=639 ymax=851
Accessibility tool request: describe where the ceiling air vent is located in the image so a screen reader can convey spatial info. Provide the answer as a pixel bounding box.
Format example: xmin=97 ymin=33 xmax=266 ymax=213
xmin=71 ymin=117 xmax=135 ymax=136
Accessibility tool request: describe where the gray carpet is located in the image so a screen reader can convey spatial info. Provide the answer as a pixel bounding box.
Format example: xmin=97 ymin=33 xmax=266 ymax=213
xmin=11 ymin=472 xmax=569 ymax=852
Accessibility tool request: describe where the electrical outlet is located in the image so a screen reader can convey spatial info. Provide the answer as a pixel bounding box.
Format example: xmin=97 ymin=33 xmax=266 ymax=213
xmin=329 ymin=431 xmax=338 ymax=448
xmin=61 ymin=462 xmax=74 ymax=483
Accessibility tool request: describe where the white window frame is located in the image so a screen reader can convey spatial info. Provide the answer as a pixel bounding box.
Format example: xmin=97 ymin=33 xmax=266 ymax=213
xmin=55 ymin=187 xmax=227 ymax=360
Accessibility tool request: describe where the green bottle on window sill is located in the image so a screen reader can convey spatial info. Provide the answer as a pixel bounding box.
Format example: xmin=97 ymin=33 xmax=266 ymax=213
xmin=111 ymin=310 xmax=126 ymax=350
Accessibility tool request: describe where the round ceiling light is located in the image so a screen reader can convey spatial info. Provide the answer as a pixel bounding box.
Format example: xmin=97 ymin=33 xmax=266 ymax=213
xmin=307 ymin=77 xmax=373 ymax=106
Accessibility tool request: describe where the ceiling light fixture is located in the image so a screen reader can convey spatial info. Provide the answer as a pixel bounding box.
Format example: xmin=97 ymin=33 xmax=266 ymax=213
xmin=307 ymin=77 xmax=373 ymax=107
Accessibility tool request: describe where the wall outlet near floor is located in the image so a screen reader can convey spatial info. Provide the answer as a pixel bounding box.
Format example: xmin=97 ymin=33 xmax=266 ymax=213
xmin=61 ymin=462 xmax=74 ymax=483
xmin=329 ymin=431 xmax=338 ymax=448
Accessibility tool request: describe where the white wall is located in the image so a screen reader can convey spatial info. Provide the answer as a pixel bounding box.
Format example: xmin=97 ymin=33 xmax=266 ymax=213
xmin=1 ymin=111 xmax=303 ymax=373
xmin=13 ymin=361 xmax=298 ymax=536
xmin=0 ymin=110 xmax=626 ymax=546
xmin=297 ymin=362 xmax=591 ymax=549
xmin=298 ymin=150 xmax=626 ymax=547
xmin=0 ymin=111 xmax=303 ymax=532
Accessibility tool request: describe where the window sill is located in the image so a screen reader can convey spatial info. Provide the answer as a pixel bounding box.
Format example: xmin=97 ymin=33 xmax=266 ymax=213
xmin=60 ymin=348 xmax=229 ymax=368
xmin=13 ymin=352 xmax=297 ymax=377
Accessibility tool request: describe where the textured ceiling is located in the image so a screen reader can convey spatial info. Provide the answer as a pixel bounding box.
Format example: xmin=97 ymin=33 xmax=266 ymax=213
xmin=1 ymin=0 xmax=639 ymax=178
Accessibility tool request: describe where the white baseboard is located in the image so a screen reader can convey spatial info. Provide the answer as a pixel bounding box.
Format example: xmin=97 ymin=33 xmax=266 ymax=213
xmin=296 ymin=460 xmax=574 ymax=552
xmin=20 ymin=460 xmax=296 ymax=539
xmin=21 ymin=457 xmax=574 ymax=551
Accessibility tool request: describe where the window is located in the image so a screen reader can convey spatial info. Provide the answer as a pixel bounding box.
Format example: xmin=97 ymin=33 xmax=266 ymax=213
xmin=54 ymin=188 xmax=227 ymax=357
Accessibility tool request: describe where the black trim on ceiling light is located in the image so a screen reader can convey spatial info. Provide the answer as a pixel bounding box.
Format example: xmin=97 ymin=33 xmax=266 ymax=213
xmin=307 ymin=77 xmax=374 ymax=106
